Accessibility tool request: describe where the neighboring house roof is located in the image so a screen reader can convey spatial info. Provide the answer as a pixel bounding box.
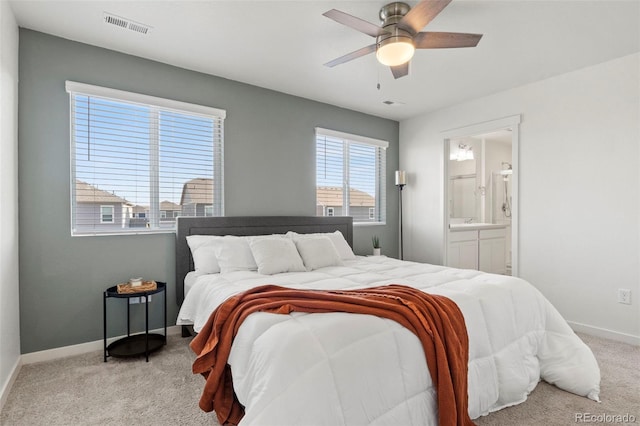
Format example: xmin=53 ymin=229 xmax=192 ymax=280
xmin=161 ymin=200 xmax=181 ymax=211
xmin=75 ymin=180 xmax=129 ymax=204
xmin=316 ymin=186 xmax=375 ymax=207
xmin=132 ymin=201 xmax=181 ymax=213
xmin=180 ymin=178 xmax=213 ymax=205
xmin=131 ymin=205 xmax=147 ymax=214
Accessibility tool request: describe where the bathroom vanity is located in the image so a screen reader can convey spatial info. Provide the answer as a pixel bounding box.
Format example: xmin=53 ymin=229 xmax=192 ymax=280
xmin=448 ymin=223 xmax=507 ymax=274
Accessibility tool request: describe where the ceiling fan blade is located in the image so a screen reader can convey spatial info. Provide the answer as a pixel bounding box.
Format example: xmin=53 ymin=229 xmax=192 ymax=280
xmin=324 ymin=44 xmax=377 ymax=68
xmin=398 ymin=0 xmax=452 ymax=34
xmin=391 ymin=62 xmax=410 ymax=79
xmin=414 ymin=32 xmax=483 ymax=48
xmin=323 ymin=9 xmax=389 ymax=37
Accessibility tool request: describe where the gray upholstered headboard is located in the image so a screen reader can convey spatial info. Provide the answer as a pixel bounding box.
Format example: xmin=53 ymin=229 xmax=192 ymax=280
xmin=175 ymin=216 xmax=353 ymax=305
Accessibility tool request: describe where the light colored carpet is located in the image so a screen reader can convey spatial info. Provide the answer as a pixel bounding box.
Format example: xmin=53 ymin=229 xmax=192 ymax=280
xmin=1 ymin=334 xmax=216 ymax=426
xmin=1 ymin=333 xmax=638 ymax=426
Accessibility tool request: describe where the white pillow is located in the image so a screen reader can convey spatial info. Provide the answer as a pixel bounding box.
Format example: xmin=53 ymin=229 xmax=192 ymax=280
xmin=287 ymin=230 xmax=356 ymax=260
xmin=215 ymin=236 xmax=258 ymax=273
xmin=249 ymin=237 xmax=306 ymax=275
xmin=294 ymin=237 xmax=343 ymax=271
xmin=186 ymin=235 xmax=223 ymax=274
xmin=327 ymin=230 xmax=357 ymax=260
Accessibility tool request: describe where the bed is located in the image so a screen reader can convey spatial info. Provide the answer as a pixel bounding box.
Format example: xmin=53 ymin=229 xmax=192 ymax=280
xmin=175 ymin=216 xmax=600 ymax=425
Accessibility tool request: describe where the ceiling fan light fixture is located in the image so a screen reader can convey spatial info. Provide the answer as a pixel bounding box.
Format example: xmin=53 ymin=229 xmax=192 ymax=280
xmin=376 ymin=37 xmax=415 ymax=66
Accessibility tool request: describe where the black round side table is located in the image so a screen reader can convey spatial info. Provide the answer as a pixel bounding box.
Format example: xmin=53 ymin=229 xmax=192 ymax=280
xmin=103 ymin=281 xmax=167 ymax=362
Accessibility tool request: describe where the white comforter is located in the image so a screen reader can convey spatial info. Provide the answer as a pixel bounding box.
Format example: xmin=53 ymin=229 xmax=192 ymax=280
xmin=178 ymin=256 xmax=600 ymax=425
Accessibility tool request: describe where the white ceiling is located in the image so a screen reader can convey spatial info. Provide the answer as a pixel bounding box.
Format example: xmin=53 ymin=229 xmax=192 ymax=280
xmin=9 ymin=0 xmax=640 ymax=121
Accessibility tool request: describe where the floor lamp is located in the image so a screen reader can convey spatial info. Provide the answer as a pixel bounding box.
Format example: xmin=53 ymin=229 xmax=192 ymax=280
xmin=395 ymin=171 xmax=407 ymax=260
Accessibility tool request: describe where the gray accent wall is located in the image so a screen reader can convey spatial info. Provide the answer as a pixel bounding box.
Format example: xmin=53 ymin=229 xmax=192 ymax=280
xmin=18 ymin=30 xmax=399 ymax=353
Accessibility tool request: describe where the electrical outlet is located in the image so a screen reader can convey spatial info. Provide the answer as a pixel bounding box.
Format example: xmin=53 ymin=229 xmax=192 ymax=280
xmin=617 ymin=289 xmax=632 ymax=305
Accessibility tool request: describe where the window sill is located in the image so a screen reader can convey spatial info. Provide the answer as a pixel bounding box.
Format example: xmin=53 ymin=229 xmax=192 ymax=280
xmin=354 ymin=221 xmax=386 ymax=227
xmin=72 ymin=229 xmax=176 ymax=237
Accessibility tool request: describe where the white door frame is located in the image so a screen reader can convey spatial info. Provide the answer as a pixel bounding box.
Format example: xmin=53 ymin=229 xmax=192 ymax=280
xmin=441 ymin=115 xmax=521 ymax=276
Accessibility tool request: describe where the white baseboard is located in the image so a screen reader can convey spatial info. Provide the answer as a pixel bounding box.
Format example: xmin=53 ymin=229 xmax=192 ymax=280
xmin=0 ymin=357 xmax=21 ymax=413
xmin=21 ymin=325 xmax=182 ymax=365
xmin=568 ymin=321 xmax=640 ymax=346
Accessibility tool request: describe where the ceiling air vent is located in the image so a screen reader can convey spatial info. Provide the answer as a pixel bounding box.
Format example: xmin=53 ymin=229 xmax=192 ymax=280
xmin=103 ymin=12 xmax=152 ymax=35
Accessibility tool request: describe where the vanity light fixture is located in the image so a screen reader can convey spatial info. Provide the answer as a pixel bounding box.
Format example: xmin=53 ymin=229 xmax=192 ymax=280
xmin=450 ymin=144 xmax=474 ymax=161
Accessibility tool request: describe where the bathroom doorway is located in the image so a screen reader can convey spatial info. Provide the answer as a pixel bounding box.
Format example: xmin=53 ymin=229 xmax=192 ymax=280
xmin=442 ymin=115 xmax=520 ymax=276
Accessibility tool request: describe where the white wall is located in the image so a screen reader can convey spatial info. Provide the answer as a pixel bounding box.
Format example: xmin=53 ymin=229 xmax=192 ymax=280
xmin=401 ymin=53 xmax=640 ymax=343
xmin=0 ymin=0 xmax=21 ymax=409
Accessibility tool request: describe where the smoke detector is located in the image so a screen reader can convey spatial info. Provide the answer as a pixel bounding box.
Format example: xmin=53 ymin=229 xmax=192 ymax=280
xmin=103 ymin=12 xmax=152 ymax=35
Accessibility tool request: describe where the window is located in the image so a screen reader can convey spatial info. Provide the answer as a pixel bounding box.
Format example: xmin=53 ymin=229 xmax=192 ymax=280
xmin=316 ymin=128 xmax=387 ymax=224
xmin=100 ymin=205 xmax=114 ymax=224
xmin=67 ymin=81 xmax=225 ymax=236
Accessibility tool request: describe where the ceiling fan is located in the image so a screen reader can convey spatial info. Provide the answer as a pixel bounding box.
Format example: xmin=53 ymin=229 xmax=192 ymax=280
xmin=323 ymin=0 xmax=482 ymax=79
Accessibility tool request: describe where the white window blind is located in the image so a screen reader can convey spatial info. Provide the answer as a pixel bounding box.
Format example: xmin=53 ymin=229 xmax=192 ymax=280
xmin=315 ymin=128 xmax=387 ymax=224
xmin=66 ymin=81 xmax=225 ymax=236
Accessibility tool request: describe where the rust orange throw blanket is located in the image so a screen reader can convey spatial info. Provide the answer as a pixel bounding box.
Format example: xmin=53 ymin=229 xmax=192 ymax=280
xmin=190 ymin=284 xmax=473 ymax=426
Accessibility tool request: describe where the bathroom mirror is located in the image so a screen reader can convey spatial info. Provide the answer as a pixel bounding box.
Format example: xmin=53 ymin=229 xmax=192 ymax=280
xmin=449 ymin=175 xmax=476 ymax=219
xmin=448 ymin=138 xmax=481 ymax=222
